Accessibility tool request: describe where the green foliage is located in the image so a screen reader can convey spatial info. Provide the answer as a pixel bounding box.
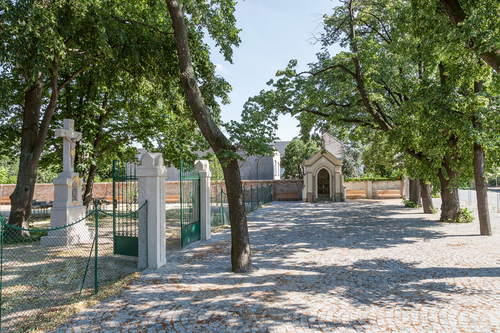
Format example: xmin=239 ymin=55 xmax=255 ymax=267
xmin=341 ymin=143 xmax=364 ymax=178
xmin=402 ymin=198 xmax=421 ymax=208
xmin=241 ymin=0 xmax=500 ymax=216
xmin=0 ymin=156 xmax=17 ymax=184
xmin=455 ymin=208 xmax=475 ymax=223
xmin=346 ymin=176 xmax=401 ymax=182
xmin=281 ymin=137 xmax=319 ymax=179
xmin=207 ymin=153 xmax=224 ymax=184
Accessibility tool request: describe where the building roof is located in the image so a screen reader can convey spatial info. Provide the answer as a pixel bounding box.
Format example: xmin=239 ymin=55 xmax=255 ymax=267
xmin=272 ymin=141 xmax=290 ymax=157
xmin=322 ymin=133 xmax=343 ymax=160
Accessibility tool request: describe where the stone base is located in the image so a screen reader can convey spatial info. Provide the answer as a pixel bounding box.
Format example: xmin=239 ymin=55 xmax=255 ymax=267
xmin=40 ymin=223 xmax=92 ymax=246
xmin=41 ymin=205 xmax=92 ymax=246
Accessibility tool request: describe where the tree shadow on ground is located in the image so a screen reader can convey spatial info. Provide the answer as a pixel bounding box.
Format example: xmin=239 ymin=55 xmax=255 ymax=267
xmin=52 ymin=200 xmax=500 ymax=332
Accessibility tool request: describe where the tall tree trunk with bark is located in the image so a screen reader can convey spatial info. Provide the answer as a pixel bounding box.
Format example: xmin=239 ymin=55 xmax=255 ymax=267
xmin=419 ymin=180 xmax=434 ymax=214
xmin=472 ymin=81 xmax=492 ymax=235
xmin=409 ymin=178 xmax=422 ymax=206
xmin=8 ymin=79 xmax=44 ymax=229
xmin=473 ymin=142 xmax=492 ymax=235
xmin=437 ymin=166 xmax=460 ymax=222
xmin=166 ymin=0 xmax=253 ymax=273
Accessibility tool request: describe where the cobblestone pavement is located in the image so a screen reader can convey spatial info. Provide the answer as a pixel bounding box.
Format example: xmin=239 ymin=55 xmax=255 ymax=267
xmin=54 ymin=200 xmax=500 ymax=333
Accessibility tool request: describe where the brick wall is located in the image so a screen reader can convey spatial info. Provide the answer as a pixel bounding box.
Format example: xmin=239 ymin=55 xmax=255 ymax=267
xmin=1 ymin=179 xmax=304 ymax=203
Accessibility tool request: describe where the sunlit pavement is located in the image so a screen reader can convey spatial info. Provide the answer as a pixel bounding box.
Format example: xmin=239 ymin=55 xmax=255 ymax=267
xmin=54 ymin=199 xmax=500 ymax=333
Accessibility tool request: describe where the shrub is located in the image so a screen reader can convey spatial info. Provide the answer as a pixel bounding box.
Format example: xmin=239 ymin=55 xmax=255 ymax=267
xmin=456 ymin=208 xmax=475 ymax=223
xmin=402 ymin=198 xmax=420 ymax=208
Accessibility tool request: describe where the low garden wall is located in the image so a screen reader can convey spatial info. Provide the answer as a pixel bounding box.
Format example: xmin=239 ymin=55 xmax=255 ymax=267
xmin=344 ymin=180 xmax=403 ymax=198
xmin=1 ymin=179 xmax=305 ymax=203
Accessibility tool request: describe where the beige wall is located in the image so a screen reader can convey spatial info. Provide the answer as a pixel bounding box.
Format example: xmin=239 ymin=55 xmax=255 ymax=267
xmin=345 ymin=180 xmax=403 ymax=198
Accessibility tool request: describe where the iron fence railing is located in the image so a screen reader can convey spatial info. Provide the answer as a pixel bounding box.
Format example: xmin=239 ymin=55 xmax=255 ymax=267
xmin=211 ymin=184 xmax=273 ymax=230
xmin=0 ymin=201 xmax=146 ymax=333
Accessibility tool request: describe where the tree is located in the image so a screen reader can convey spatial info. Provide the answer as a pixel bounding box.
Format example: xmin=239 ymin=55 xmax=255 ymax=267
xmin=438 ymin=0 xmax=500 ymax=71
xmin=0 ymin=0 xmax=122 ymax=228
xmin=341 ymin=143 xmax=363 ymax=178
xmin=281 ymin=137 xmax=319 ymax=179
xmin=166 ymin=0 xmax=278 ymax=273
xmin=243 ymin=0 xmax=500 ymax=226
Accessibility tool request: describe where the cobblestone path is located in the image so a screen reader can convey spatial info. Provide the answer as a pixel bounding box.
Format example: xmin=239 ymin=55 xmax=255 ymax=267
xmin=54 ymin=200 xmax=500 ymax=333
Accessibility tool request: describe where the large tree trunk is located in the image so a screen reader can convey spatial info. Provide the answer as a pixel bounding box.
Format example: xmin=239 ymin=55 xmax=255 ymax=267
xmin=437 ymin=168 xmax=460 ymax=222
xmin=166 ymin=0 xmax=253 ymax=273
xmin=409 ymin=178 xmax=422 ymax=205
xmin=83 ymin=164 xmax=98 ymax=207
xmin=223 ymin=159 xmax=252 ymax=271
xmin=474 ymin=142 xmax=492 ymax=235
xmin=419 ymin=180 xmax=434 ymax=214
xmin=9 ymin=62 xmax=64 ymax=229
xmin=8 ymin=80 xmax=44 ymax=229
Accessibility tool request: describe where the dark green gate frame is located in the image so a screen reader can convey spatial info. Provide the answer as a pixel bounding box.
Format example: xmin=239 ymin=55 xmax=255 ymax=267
xmin=180 ymin=159 xmax=201 ymax=247
xmin=113 ymin=160 xmax=139 ymax=256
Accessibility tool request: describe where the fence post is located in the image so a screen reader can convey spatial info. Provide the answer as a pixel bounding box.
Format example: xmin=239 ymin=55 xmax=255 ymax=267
xmin=137 ymin=153 xmax=167 ymax=270
xmin=94 ymin=203 xmax=99 ymax=294
xmin=497 ymin=194 xmax=499 ymax=213
xmin=220 ymin=188 xmax=224 ymax=226
xmin=195 ymin=160 xmax=211 ymax=241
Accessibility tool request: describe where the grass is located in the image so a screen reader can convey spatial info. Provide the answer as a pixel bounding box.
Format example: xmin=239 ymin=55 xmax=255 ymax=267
xmin=28 ymin=272 xmax=141 ymax=333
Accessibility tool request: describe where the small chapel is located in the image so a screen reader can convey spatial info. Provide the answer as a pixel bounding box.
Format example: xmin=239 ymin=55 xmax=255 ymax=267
xmin=301 ymin=133 xmax=346 ymax=202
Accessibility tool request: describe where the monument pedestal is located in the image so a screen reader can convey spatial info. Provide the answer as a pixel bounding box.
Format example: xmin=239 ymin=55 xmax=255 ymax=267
xmin=41 ymin=171 xmax=91 ymax=246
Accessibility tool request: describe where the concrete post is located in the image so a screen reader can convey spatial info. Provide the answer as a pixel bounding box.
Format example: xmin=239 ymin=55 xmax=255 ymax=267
xmin=195 ymin=160 xmax=211 ymax=241
xmin=366 ymin=181 xmax=373 ymax=199
xmin=137 ymin=153 xmax=167 ymax=270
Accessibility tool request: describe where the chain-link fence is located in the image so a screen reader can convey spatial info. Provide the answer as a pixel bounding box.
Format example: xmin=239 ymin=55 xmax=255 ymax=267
xmin=0 ymin=202 xmax=145 ymax=333
xmin=211 ymin=184 xmax=273 ymax=231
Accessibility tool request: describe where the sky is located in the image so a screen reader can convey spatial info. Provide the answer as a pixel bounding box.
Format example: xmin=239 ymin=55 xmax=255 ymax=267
xmin=208 ymin=0 xmax=341 ymax=142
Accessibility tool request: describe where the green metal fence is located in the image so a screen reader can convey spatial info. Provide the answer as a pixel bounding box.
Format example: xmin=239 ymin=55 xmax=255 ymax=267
xmin=180 ymin=160 xmax=200 ymax=247
xmin=210 ymin=184 xmax=273 ymax=230
xmin=243 ymin=184 xmax=273 ymax=214
xmin=211 ymin=188 xmax=229 ymax=228
xmin=112 ymin=160 xmax=139 ymax=257
xmin=0 ymin=201 xmax=146 ymax=333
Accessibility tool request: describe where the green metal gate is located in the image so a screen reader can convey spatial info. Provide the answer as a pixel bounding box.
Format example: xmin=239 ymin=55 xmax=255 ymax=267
xmin=180 ymin=160 xmax=201 ymax=247
xmin=113 ymin=160 xmax=139 ymax=256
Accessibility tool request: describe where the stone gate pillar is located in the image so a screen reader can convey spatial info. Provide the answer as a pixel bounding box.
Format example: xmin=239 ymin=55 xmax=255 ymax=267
xmin=195 ymin=160 xmax=211 ymax=241
xmin=137 ymin=153 xmax=167 ymax=270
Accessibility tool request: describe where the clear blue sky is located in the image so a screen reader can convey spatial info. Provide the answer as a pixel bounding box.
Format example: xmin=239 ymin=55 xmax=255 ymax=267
xmin=209 ymin=0 xmax=341 ymax=141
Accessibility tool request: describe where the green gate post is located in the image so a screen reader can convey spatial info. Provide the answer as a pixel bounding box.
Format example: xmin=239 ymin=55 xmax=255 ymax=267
xmin=112 ymin=160 xmax=116 ymax=254
xmin=94 ymin=202 xmax=98 ymax=295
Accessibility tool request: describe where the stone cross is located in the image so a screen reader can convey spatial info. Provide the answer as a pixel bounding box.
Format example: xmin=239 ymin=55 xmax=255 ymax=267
xmin=55 ymin=119 xmax=82 ymax=173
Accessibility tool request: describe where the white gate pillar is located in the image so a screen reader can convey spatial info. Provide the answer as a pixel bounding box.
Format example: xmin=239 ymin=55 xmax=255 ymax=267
xmin=195 ymin=160 xmax=211 ymax=241
xmin=137 ymin=153 xmax=167 ymax=270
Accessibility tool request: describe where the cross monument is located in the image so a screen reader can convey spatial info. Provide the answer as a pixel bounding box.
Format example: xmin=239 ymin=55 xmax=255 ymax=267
xmin=55 ymin=119 xmax=82 ymax=173
xmin=41 ymin=119 xmax=91 ymax=246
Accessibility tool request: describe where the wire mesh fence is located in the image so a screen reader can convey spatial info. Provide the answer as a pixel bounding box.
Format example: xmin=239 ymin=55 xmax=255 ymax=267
xmin=0 ymin=202 xmax=145 ymax=333
xmin=211 ymin=184 xmax=273 ymax=230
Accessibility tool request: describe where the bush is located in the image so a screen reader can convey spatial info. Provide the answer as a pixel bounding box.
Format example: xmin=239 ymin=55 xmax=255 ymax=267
xmin=346 ymin=176 xmax=401 ymax=182
xmin=402 ymin=198 xmax=420 ymax=208
xmin=456 ymin=208 xmax=475 ymax=223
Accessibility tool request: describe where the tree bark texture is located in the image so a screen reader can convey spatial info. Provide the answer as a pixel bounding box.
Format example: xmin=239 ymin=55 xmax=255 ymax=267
xmin=409 ymin=178 xmax=422 ymax=206
xmin=166 ymin=0 xmax=253 ymax=273
xmin=8 ymin=80 xmax=44 ymax=229
xmin=419 ymin=180 xmax=434 ymax=214
xmin=9 ymin=61 xmax=62 ymax=228
xmin=437 ymin=168 xmax=460 ymax=222
xmin=439 ymin=0 xmax=500 ymax=71
xmin=473 ymin=142 xmax=492 ymax=235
